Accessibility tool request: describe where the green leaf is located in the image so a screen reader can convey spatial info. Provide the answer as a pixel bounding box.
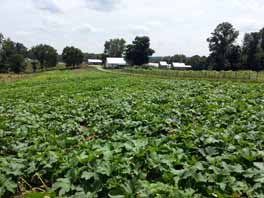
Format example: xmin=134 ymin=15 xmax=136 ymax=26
xmin=81 ymin=171 xmax=94 ymax=180
xmin=52 ymin=178 xmax=71 ymax=196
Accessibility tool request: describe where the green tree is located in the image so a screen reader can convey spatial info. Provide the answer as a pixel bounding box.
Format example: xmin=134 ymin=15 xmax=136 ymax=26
xmin=29 ymin=44 xmax=58 ymax=70
xmin=171 ymin=54 xmax=187 ymax=64
xmin=226 ymin=45 xmax=242 ymax=70
xmin=207 ymin=22 xmax=239 ymax=70
xmin=8 ymin=54 xmax=25 ymax=73
xmin=0 ymin=35 xmax=27 ymax=73
xmin=260 ymin=28 xmax=264 ymax=50
xmin=0 ymin=33 xmax=4 ymax=72
xmin=125 ymin=36 xmax=155 ymax=65
xmin=62 ymin=46 xmax=84 ymax=68
xmin=242 ymin=30 xmax=264 ymax=71
xmin=187 ymin=55 xmax=209 ymax=70
xmin=15 ymin=42 xmax=27 ymax=57
xmin=104 ymin=38 xmax=126 ymax=57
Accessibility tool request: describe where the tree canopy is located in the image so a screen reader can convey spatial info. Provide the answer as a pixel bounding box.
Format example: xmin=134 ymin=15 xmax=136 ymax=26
xmin=0 ymin=34 xmax=27 ymax=73
xmin=207 ymin=22 xmax=239 ymax=70
xmin=28 ymin=44 xmax=58 ymax=69
xmin=242 ymin=30 xmax=264 ymax=71
xmin=104 ymin=38 xmax=126 ymax=57
xmin=62 ymin=46 xmax=84 ymax=68
xmin=125 ymin=36 xmax=155 ymax=65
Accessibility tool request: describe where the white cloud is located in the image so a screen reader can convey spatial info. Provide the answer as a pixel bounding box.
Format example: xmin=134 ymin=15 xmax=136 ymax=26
xmin=129 ymin=25 xmax=150 ymax=35
xmin=233 ymin=0 xmax=264 ymax=12
xmin=0 ymin=0 xmax=264 ymax=56
xmin=73 ymin=24 xmax=103 ymax=33
xmin=32 ymin=0 xmax=62 ymax=13
xmin=83 ymin=0 xmax=122 ymax=11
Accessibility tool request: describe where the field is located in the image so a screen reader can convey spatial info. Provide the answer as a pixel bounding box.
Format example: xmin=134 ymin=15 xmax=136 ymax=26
xmin=119 ymin=68 xmax=264 ymax=83
xmin=1 ymin=69 xmax=264 ymax=198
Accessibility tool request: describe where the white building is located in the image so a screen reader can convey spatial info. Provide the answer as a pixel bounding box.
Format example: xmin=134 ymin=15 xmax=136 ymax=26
xmin=159 ymin=61 xmax=170 ymax=69
xmin=88 ymin=59 xmax=103 ymax=65
xmin=171 ymin=62 xmax=192 ymax=70
xmin=147 ymin=62 xmax=159 ymax=68
xmin=105 ymin=57 xmax=127 ymax=68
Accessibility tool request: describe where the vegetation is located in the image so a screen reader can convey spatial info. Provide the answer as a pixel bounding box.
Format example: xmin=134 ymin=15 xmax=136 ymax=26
xmin=154 ymin=23 xmax=264 ymax=71
xmin=0 ymin=34 xmax=27 ymax=73
xmin=242 ymin=29 xmax=264 ymax=71
xmin=207 ymin=22 xmax=240 ymax=71
xmin=28 ymin=44 xmax=58 ymax=70
xmin=118 ymin=68 xmax=264 ymax=82
xmin=161 ymin=55 xmax=209 ymax=70
xmin=1 ymin=69 xmax=264 ymax=197
xmin=1 ymin=22 xmax=264 ymax=74
xmin=62 ymin=47 xmax=84 ymax=68
xmin=104 ymin=38 xmax=126 ymax=58
xmin=125 ymin=36 xmax=155 ymax=66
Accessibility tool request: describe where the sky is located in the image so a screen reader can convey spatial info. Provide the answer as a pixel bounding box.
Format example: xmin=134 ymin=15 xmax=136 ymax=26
xmin=0 ymin=0 xmax=264 ymax=56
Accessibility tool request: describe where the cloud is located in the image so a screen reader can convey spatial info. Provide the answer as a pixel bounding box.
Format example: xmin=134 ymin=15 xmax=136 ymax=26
xmin=84 ymin=0 xmax=122 ymax=11
xmin=146 ymin=21 xmax=163 ymax=28
xmin=129 ymin=25 xmax=150 ymax=35
xmin=32 ymin=0 xmax=62 ymax=13
xmin=1 ymin=0 xmax=264 ymax=56
xmin=73 ymin=24 xmax=102 ymax=33
xmin=235 ymin=18 xmax=261 ymax=31
xmin=233 ymin=0 xmax=264 ymax=11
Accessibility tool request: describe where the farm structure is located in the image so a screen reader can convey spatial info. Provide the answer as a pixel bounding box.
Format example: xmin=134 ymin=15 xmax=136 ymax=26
xmin=88 ymin=59 xmax=103 ymax=65
xmin=159 ymin=61 xmax=170 ymax=69
xmin=146 ymin=62 xmax=159 ymax=68
xmin=171 ymin=62 xmax=192 ymax=70
xmin=105 ymin=57 xmax=127 ymax=68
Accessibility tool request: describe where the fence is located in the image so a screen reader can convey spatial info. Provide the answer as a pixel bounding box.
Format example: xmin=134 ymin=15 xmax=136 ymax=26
xmin=120 ymin=68 xmax=264 ymax=83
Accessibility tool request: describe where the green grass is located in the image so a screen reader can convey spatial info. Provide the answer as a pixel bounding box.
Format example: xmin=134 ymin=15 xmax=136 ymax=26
xmin=1 ymin=69 xmax=264 ymax=197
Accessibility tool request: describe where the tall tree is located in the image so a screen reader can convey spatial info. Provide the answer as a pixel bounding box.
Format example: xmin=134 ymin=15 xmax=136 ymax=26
xmin=62 ymin=46 xmax=83 ymax=68
xmin=15 ymin=42 xmax=27 ymax=57
xmin=104 ymin=38 xmax=126 ymax=57
xmin=226 ymin=45 xmax=242 ymax=70
xmin=29 ymin=44 xmax=58 ymax=70
xmin=0 ymin=36 xmax=27 ymax=73
xmin=242 ymin=30 xmax=264 ymax=71
xmin=207 ymin=22 xmax=239 ymax=70
xmin=125 ymin=36 xmax=155 ymax=65
xmin=8 ymin=54 xmax=25 ymax=73
xmin=260 ymin=28 xmax=264 ymax=50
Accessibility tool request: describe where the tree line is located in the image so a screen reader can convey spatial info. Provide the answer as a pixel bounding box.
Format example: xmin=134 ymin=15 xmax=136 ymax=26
xmin=0 ymin=33 xmax=85 ymax=73
xmin=161 ymin=23 xmax=264 ymax=71
xmin=1 ymin=22 xmax=264 ymax=73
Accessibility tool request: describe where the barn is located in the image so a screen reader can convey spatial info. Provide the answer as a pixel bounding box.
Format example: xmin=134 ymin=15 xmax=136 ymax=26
xmin=159 ymin=61 xmax=170 ymax=69
xmin=105 ymin=57 xmax=127 ymax=68
xmin=171 ymin=62 xmax=192 ymax=70
xmin=88 ymin=59 xmax=103 ymax=65
xmin=147 ymin=62 xmax=159 ymax=68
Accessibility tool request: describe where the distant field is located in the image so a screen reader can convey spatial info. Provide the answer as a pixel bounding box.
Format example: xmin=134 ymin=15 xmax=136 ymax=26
xmin=1 ymin=69 xmax=264 ymax=197
xmin=0 ymin=74 xmax=28 ymax=83
xmin=119 ymin=68 xmax=264 ymax=82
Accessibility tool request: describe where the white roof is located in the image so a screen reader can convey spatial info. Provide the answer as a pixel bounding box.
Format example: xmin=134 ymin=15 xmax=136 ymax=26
xmin=172 ymin=62 xmax=185 ymax=67
xmin=107 ymin=57 xmax=127 ymax=65
xmin=159 ymin=61 xmax=169 ymax=66
xmin=172 ymin=62 xmax=192 ymax=68
xmin=147 ymin=63 xmax=159 ymax=67
xmin=88 ymin=59 xmax=102 ymax=63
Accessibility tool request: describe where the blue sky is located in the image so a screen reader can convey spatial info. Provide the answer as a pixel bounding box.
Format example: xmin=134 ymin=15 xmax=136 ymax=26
xmin=0 ymin=0 xmax=263 ymax=56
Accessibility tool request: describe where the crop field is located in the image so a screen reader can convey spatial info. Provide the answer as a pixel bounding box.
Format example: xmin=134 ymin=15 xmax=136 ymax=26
xmin=1 ymin=69 xmax=264 ymax=198
xmin=119 ymin=68 xmax=264 ymax=83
